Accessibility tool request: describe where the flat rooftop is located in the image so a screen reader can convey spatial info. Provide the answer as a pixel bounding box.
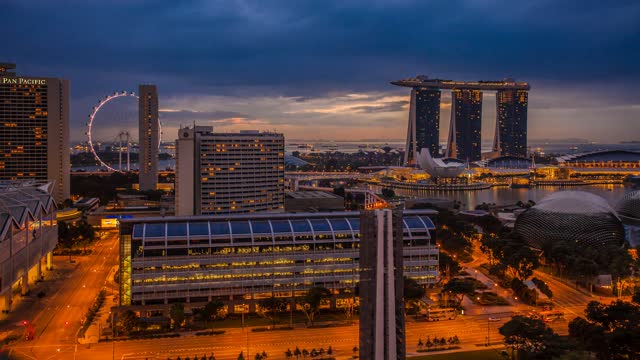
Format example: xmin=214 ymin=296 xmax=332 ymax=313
xmin=391 ymin=76 xmax=530 ymax=91
xmin=285 ymin=190 xmax=342 ymax=199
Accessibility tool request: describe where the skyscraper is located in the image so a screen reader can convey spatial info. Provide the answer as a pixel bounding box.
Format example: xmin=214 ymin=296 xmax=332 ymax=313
xmin=138 ymin=84 xmax=159 ymax=191
xmin=404 ymin=88 xmax=441 ymax=165
xmin=494 ymin=89 xmax=528 ymax=157
xmin=175 ymin=126 xmax=285 ymax=216
xmin=0 ymin=63 xmax=69 ymax=203
xmin=359 ymin=208 xmax=406 ymax=360
xmin=447 ymin=89 xmax=483 ymax=161
xmin=392 ymin=76 xmax=530 ymax=163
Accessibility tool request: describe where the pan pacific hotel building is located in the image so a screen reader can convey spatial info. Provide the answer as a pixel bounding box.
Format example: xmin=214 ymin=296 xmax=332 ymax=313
xmin=118 ymin=209 xmax=439 ymax=314
xmin=0 ymin=63 xmax=70 ymax=204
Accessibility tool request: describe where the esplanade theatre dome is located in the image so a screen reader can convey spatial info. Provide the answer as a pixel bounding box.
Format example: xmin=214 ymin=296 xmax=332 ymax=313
xmin=616 ymin=190 xmax=640 ymax=224
xmin=514 ymin=191 xmax=625 ymax=250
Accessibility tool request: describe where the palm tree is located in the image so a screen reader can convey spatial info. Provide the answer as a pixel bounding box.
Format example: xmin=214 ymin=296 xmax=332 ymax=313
xmin=302 ymin=349 xmax=309 ymax=358
xmin=294 ymin=347 xmax=301 ymax=359
xmin=418 ymin=338 xmax=423 ymax=348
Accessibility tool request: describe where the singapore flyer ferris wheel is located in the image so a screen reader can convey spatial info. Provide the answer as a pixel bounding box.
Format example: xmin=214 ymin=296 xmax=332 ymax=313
xmin=86 ymin=91 xmax=161 ymax=173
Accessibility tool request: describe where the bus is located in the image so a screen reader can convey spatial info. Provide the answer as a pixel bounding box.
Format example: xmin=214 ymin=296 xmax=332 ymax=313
xmin=540 ymin=310 xmax=564 ymax=322
xmin=422 ymin=308 xmax=457 ymax=321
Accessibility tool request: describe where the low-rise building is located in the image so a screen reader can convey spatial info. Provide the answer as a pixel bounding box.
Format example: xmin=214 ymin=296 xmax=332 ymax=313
xmin=0 ymin=181 xmax=57 ymax=311
xmin=118 ymin=210 xmax=439 ymax=315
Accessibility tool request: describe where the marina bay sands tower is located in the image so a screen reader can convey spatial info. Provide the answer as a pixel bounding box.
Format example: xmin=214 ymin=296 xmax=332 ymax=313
xmin=392 ymin=76 xmax=530 ymax=164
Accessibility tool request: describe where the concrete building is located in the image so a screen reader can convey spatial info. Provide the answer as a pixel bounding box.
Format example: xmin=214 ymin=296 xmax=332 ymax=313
xmin=117 ymin=210 xmax=438 ymax=315
xmin=175 ymin=126 xmax=285 ymax=216
xmin=0 ymin=63 xmax=70 ymax=203
xmin=284 ymin=191 xmax=344 ymax=212
xmin=0 ymin=182 xmax=57 ymax=312
xmin=359 ymin=209 xmax=406 ymax=360
xmin=138 ymin=84 xmax=159 ymax=191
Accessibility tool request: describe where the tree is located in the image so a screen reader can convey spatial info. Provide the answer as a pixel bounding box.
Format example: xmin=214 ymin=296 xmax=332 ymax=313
xmin=499 ymin=316 xmax=565 ymax=359
xmin=404 ymin=277 xmax=425 ymax=316
xmin=297 ymin=287 xmax=331 ymax=326
xmin=633 ymin=290 xmax=640 ymax=304
xmin=442 ymin=278 xmax=477 ymax=307
xmin=170 ymin=303 xmax=185 ymax=329
xmin=200 ymin=299 xmax=225 ymax=329
xmin=381 ymin=188 xmax=395 ymax=199
xmin=439 ymin=252 xmax=461 ymax=278
xmin=57 ymin=221 xmax=75 ymax=260
xmin=294 ymin=347 xmax=301 ymax=359
xmin=237 ymin=352 xmax=245 ymax=360
xmin=74 ymin=220 xmax=96 ymax=254
xmin=117 ymin=310 xmax=138 ymax=335
xmin=569 ymin=300 xmax=640 ymax=359
xmin=285 ymin=349 xmax=293 ymax=359
xmin=258 ymin=297 xmax=287 ymax=327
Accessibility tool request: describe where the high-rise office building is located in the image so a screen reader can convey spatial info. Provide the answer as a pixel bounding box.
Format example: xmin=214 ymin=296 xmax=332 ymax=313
xmin=447 ymin=89 xmax=482 ymax=161
xmin=404 ymin=88 xmax=441 ymax=165
xmin=175 ymin=126 xmax=285 ymax=215
xmin=359 ymin=209 xmax=406 ymax=360
xmin=494 ymin=89 xmax=528 ymax=157
xmin=138 ymin=84 xmax=159 ymax=191
xmin=0 ymin=63 xmax=69 ymax=203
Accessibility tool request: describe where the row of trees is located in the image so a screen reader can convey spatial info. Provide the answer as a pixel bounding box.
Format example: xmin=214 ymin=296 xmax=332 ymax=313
xmin=539 ymin=238 xmax=636 ymax=292
xmin=289 ymin=149 xmax=402 ymax=172
xmin=284 ymin=346 xmax=333 ymax=359
xmin=417 ymin=336 xmax=460 ymax=350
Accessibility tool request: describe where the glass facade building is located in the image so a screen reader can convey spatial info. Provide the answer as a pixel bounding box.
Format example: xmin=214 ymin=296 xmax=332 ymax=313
xmin=393 ymin=76 xmax=530 ymax=164
xmin=118 ymin=210 xmax=439 ymax=310
xmin=447 ymin=89 xmax=483 ymax=161
xmin=404 ymin=88 xmax=441 ymax=165
xmin=495 ymin=89 xmax=528 ymax=157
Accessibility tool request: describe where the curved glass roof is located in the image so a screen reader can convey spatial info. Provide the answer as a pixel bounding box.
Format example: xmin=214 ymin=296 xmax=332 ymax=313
xmin=131 ymin=215 xmax=436 ymax=241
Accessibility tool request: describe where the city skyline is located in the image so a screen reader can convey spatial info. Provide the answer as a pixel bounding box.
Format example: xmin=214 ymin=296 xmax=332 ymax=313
xmin=3 ymin=1 xmax=639 ymax=143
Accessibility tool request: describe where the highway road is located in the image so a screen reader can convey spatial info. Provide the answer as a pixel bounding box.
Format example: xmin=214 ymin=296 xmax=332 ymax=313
xmin=8 ymin=231 xmax=120 ymax=360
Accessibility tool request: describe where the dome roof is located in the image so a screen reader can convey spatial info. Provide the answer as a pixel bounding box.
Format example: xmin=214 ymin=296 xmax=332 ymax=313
xmin=616 ymin=190 xmax=640 ymax=223
xmin=533 ymin=191 xmax=618 ymax=216
xmin=515 ymin=191 xmax=625 ymax=250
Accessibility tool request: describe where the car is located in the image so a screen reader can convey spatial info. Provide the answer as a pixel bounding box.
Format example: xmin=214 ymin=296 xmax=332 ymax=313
xmin=488 ymin=317 xmax=501 ymax=322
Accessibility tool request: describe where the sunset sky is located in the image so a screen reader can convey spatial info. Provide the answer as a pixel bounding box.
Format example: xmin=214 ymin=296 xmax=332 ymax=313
xmin=4 ymin=0 xmax=640 ymax=143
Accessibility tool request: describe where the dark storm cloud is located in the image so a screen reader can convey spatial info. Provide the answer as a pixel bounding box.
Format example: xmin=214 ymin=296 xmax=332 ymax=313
xmin=5 ymin=0 xmax=640 ymax=96
xmin=3 ymin=0 xmax=640 ymax=141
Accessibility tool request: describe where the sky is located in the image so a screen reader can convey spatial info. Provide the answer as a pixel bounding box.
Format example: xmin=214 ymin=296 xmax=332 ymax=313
xmin=3 ymin=0 xmax=640 ymax=144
